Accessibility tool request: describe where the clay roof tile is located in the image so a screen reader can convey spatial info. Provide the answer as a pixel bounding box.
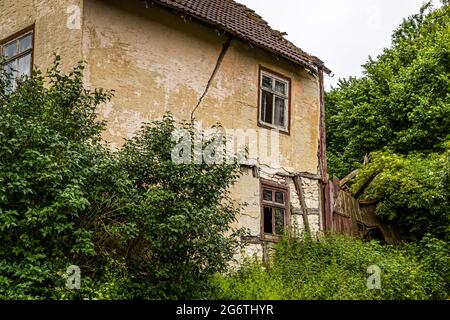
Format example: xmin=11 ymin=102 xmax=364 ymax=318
xmin=151 ymin=0 xmax=330 ymax=74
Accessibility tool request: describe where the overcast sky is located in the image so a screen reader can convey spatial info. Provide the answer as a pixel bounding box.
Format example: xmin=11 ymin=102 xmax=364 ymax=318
xmin=238 ymin=0 xmax=442 ymax=89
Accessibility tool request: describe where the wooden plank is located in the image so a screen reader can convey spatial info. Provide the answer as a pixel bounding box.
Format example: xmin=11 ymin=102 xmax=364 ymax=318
xmin=293 ymin=175 xmax=311 ymax=234
xmin=339 ymin=169 xmax=360 ymax=187
xmin=354 ymin=171 xmax=377 ymax=198
xmin=295 ymin=171 xmax=323 ymax=181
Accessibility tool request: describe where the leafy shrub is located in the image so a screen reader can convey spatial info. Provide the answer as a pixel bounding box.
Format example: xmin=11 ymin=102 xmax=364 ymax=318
xmin=210 ymin=235 xmax=449 ymax=300
xmin=115 ymin=116 xmax=245 ymax=299
xmin=0 ymin=57 xmax=117 ymax=299
xmin=349 ymin=147 xmax=450 ymax=240
xmin=325 ymin=1 xmax=450 ymax=242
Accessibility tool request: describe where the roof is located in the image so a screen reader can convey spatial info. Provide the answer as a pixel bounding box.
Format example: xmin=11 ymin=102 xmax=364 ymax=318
xmin=149 ymin=0 xmax=330 ymax=74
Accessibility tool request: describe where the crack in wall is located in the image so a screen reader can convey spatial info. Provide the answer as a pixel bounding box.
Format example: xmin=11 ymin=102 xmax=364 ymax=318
xmin=190 ymin=36 xmax=233 ymax=120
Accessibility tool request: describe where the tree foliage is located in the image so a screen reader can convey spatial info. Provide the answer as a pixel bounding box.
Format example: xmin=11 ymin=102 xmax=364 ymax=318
xmin=0 ymin=58 xmax=243 ymax=299
xmin=349 ymin=147 xmax=450 ymax=240
xmin=325 ymin=2 xmax=450 ymax=240
xmin=326 ymin=2 xmax=450 ymax=177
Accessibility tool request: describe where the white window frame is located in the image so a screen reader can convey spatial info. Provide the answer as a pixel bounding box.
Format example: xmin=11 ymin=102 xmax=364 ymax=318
xmin=259 ymin=70 xmax=290 ymax=132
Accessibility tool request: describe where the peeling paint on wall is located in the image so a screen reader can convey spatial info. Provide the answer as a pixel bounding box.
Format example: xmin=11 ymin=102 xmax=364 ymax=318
xmin=1 ymin=0 xmax=325 ymax=259
xmin=82 ymin=0 xmax=323 ymax=258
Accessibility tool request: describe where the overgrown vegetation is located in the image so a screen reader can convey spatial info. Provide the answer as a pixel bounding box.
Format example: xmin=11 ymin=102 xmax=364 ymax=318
xmin=211 ymin=235 xmax=449 ymax=300
xmin=0 ymin=58 xmax=243 ymax=299
xmin=349 ymin=147 xmax=450 ymax=241
xmin=207 ymin=2 xmax=448 ymax=300
xmin=326 ymin=2 xmax=450 ymax=241
xmin=1 ymin=1 xmax=449 ymax=300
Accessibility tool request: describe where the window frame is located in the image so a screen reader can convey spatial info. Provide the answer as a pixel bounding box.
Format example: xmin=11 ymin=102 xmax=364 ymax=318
xmin=0 ymin=25 xmax=35 ymax=82
xmin=260 ymin=179 xmax=291 ymax=241
xmin=257 ymin=66 xmax=291 ymax=135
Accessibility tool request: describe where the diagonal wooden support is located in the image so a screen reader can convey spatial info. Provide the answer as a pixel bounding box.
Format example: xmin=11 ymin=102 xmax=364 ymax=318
xmin=293 ymin=175 xmax=311 ymax=235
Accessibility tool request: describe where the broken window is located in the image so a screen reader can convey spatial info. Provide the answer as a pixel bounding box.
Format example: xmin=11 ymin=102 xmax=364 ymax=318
xmin=259 ymin=69 xmax=290 ymax=132
xmin=261 ymin=181 xmax=289 ymax=238
xmin=1 ymin=27 xmax=34 ymax=90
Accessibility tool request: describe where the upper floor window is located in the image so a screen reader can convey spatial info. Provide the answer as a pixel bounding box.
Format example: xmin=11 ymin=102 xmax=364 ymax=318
xmin=1 ymin=27 xmax=34 ymax=89
xmin=258 ymin=67 xmax=290 ymax=133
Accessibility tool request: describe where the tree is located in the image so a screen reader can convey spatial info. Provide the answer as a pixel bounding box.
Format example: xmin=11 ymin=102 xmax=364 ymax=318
xmin=116 ymin=116 xmax=245 ymax=299
xmin=325 ymin=2 xmax=450 ymax=240
xmin=0 ymin=56 xmax=117 ymax=298
xmin=326 ymin=2 xmax=450 ymax=178
xmin=0 ymin=57 xmax=244 ymax=299
xmin=349 ymin=147 xmax=450 ymax=241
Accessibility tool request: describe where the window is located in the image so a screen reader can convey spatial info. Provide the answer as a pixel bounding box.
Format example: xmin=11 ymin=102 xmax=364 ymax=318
xmin=258 ymin=67 xmax=290 ymax=132
xmin=260 ymin=180 xmax=290 ymax=239
xmin=1 ymin=27 xmax=34 ymax=90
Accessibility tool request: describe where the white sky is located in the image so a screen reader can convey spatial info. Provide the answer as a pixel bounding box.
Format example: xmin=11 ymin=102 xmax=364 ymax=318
xmin=237 ymin=0 xmax=442 ymax=89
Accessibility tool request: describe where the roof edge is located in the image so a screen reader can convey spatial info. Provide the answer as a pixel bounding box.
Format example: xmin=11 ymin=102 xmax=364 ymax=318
xmin=143 ymin=0 xmax=331 ymax=75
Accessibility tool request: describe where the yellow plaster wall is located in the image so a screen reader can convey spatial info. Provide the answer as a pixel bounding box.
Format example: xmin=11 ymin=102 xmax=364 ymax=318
xmin=82 ymin=0 xmax=321 ymax=174
xmin=1 ymin=0 xmax=323 ymax=242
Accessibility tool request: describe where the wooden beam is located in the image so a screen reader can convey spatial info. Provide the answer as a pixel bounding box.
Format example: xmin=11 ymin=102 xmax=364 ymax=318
xmin=339 ymin=169 xmax=360 ymax=187
xmin=293 ymin=175 xmax=311 ymax=235
xmin=354 ymin=171 xmax=377 ymax=199
xmin=295 ymin=171 xmax=323 ymax=181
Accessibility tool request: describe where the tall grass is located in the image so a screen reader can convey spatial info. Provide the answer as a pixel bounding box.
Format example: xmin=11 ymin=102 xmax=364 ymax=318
xmin=210 ymin=235 xmax=449 ymax=300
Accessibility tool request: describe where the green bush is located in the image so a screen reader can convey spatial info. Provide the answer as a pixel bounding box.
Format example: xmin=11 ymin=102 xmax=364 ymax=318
xmin=0 ymin=58 xmax=244 ymax=299
xmin=0 ymin=57 xmax=117 ymax=299
xmin=349 ymin=147 xmax=450 ymax=241
xmin=115 ymin=115 xmax=245 ymax=299
xmin=210 ymin=235 xmax=449 ymax=300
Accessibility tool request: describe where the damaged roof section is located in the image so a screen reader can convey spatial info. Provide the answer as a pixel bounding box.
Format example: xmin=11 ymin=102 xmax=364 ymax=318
xmin=148 ymin=0 xmax=331 ymax=74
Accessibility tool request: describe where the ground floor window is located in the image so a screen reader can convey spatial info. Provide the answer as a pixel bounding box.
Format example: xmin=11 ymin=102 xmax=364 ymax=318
xmin=260 ymin=179 xmax=290 ymax=240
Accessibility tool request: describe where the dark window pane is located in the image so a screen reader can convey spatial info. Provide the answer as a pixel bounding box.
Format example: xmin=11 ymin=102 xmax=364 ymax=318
xmin=3 ymin=41 xmax=17 ymax=59
xmin=262 ymin=75 xmax=272 ymax=89
xmin=264 ymin=207 xmax=273 ymax=234
xmin=275 ymin=208 xmax=285 ymax=235
xmin=275 ymin=80 xmax=286 ymax=95
xmin=261 ymin=90 xmax=273 ymax=124
xmin=274 ymin=97 xmax=286 ymax=127
xmin=275 ymin=191 xmax=284 ymax=204
xmin=19 ymin=33 xmax=32 ymax=53
xmin=263 ymin=189 xmax=272 ymax=201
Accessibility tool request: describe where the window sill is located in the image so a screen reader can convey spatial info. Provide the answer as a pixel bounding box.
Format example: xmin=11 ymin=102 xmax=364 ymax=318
xmin=260 ymin=234 xmax=283 ymax=242
xmin=257 ymin=121 xmax=290 ymax=136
